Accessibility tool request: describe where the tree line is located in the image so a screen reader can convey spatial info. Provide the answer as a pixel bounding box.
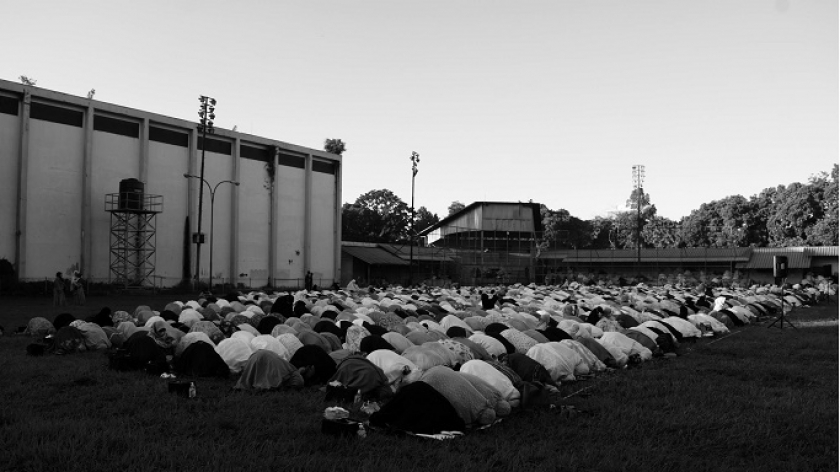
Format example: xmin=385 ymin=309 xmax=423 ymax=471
xmin=326 ymin=141 xmax=836 ymax=249
xmin=540 ymin=164 xmax=838 ymax=250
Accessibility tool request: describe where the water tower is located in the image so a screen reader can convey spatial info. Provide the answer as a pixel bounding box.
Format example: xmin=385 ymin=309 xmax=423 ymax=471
xmin=105 ymin=179 xmax=163 ymax=288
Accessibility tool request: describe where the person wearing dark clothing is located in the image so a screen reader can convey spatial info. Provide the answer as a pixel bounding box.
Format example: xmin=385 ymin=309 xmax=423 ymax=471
xmin=257 ymin=316 xmax=282 ymax=335
xmin=270 ymin=295 xmax=295 ymax=318
xmin=505 ymin=353 xmax=557 ymax=388
xmin=362 ymin=322 xmax=388 ymax=337
xmin=289 ymin=345 xmax=337 ymax=386
xmin=651 ymin=320 xmax=685 ymax=343
xmin=313 ymin=320 xmax=343 ymax=339
xmin=359 ymin=335 xmax=396 ymax=355
xmin=480 ymin=291 xmax=497 ymax=310
xmin=645 ymin=326 xmax=678 ymax=354
xmin=369 ymin=381 xmax=466 ymax=435
xmin=53 ymin=313 xmax=77 ymax=331
xmin=86 ymin=307 xmax=113 ymax=327
xmin=537 ymin=326 xmax=573 ymax=342
xmin=124 ymin=331 xmax=169 ymax=371
xmin=174 ymin=341 xmax=230 ymax=378
xmin=293 ymin=300 xmax=308 ymax=318
xmin=615 ymin=313 xmax=639 ymax=329
xmin=446 ymin=327 xmax=468 ymax=339
xmin=53 ymin=272 xmax=67 ymax=307
xmin=586 ymin=307 xmax=603 ymax=325
xmin=483 ymin=323 xmax=509 ymax=337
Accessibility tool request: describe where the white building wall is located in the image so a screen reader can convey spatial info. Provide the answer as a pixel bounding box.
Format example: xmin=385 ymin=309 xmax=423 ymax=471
xmin=276 ymin=163 xmax=306 ymax=286
xmin=0 ymin=79 xmax=341 ymax=286
xmin=90 ymin=129 xmax=141 ymax=281
xmin=148 ymin=139 xmax=190 ymax=287
xmin=197 ymin=150 xmax=235 ymax=284
xmin=0 ymin=107 xmax=20 ymax=262
xmin=27 ymin=117 xmax=85 ymax=278
xmin=311 ymin=170 xmax=336 ymax=286
xmin=237 ymin=158 xmax=271 ymax=287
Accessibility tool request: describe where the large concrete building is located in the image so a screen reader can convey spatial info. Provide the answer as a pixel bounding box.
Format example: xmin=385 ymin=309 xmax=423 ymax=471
xmin=0 ymin=79 xmax=341 ymax=289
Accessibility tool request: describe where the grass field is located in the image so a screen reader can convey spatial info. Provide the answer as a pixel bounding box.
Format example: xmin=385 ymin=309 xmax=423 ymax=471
xmin=0 ymin=294 xmax=836 ymax=472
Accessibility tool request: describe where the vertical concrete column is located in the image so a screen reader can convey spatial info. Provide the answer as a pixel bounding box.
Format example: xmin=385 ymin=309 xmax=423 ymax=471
xmin=304 ymin=154 xmax=313 ymax=278
xmin=14 ymin=90 xmax=31 ymax=279
xmin=268 ymin=146 xmax=278 ymax=288
xmin=333 ymin=159 xmax=342 ymax=286
xmin=139 ymin=118 xmax=149 ymax=182
xmin=230 ymin=137 xmax=241 ymax=288
xmin=80 ymin=102 xmax=94 ymax=276
xmin=186 ymin=128 xmax=197 ymax=281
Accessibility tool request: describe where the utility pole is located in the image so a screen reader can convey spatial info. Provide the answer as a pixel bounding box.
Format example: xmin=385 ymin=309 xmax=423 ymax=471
xmin=632 ymin=165 xmax=645 ymax=278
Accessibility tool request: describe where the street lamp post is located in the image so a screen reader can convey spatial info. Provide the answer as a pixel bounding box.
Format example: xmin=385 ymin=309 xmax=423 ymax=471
xmin=409 ymin=151 xmax=420 ymax=287
xmin=185 ymin=174 xmax=239 ymax=292
xmin=195 ymin=95 xmax=217 ymax=289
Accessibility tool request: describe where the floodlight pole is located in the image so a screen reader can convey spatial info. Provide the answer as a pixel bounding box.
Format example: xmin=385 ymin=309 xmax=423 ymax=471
xmin=195 ymin=95 xmax=216 ymax=290
xmin=409 ymin=151 xmax=420 ymax=287
xmin=632 ymin=165 xmax=645 ymax=278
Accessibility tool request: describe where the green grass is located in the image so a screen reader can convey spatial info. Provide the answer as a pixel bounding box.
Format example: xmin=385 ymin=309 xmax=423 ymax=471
xmin=0 ymin=295 xmax=836 ymax=472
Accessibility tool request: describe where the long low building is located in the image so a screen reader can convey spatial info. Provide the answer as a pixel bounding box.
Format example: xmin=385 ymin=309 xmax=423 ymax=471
xmin=0 ymin=79 xmax=341 ymax=289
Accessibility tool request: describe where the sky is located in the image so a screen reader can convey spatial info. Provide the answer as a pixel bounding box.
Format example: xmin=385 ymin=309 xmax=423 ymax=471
xmin=1 ymin=0 xmax=836 ymax=221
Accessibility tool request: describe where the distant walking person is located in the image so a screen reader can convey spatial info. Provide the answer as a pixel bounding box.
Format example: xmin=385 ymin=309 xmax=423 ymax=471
xmin=71 ymin=271 xmax=86 ymax=306
xmin=305 ymin=271 xmax=314 ymax=291
xmin=53 ymin=272 xmax=67 ymax=307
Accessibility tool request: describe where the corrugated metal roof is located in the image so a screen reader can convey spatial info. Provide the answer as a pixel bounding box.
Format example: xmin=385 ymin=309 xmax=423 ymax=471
xmin=751 ymin=246 xmax=839 ymax=256
xmin=806 ymin=246 xmax=839 ymax=257
xmin=736 ymin=252 xmax=812 ymax=270
xmin=419 ymin=201 xmax=542 ymax=235
xmin=342 ymin=246 xmax=408 ymax=266
xmin=752 ymin=247 xmax=806 ymax=253
xmin=550 ymin=247 xmax=751 ymax=263
xmin=379 ymin=244 xmax=455 ymax=262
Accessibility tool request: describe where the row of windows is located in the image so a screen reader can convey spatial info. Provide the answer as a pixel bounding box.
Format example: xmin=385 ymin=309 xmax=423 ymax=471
xmin=0 ymin=99 xmax=336 ymax=173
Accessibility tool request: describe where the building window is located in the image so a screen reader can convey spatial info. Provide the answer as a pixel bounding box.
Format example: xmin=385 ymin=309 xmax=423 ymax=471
xmin=149 ymin=126 xmax=189 ymax=147
xmin=30 ymin=102 xmax=83 ymax=127
xmin=198 ymin=136 xmax=232 ymax=155
xmin=94 ymin=114 xmax=140 ymax=138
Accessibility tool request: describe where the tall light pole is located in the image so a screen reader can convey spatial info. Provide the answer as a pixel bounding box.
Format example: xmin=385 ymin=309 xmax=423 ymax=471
xmin=632 ymin=164 xmax=645 ymax=276
xmin=185 ymin=174 xmax=238 ymax=292
xmin=195 ymin=95 xmax=216 ymax=290
xmin=409 ymin=151 xmax=420 ymax=287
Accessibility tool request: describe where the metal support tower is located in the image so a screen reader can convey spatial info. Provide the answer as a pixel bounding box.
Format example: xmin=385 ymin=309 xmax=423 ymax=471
xmin=106 ymin=192 xmax=163 ymax=288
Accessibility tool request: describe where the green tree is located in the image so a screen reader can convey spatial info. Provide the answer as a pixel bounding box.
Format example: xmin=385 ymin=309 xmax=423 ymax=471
xmin=341 ymin=189 xmax=410 ymax=242
xmin=767 ymin=182 xmax=823 ymax=247
xmin=590 ymin=188 xmax=657 ymax=249
xmin=412 ymin=206 xmax=440 ymax=235
xmin=448 ymin=201 xmax=466 ymax=215
xmin=641 ymin=216 xmax=680 ymax=248
xmin=679 ymin=195 xmax=756 ymax=247
xmin=539 ymin=206 xmax=593 ymax=252
xmin=324 ymin=138 xmax=346 ymax=156
xmin=804 ymin=164 xmax=839 ymax=246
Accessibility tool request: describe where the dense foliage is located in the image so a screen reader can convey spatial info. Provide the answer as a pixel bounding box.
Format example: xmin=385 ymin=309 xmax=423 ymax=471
xmin=543 ymin=164 xmax=838 ymax=249
xmin=343 ymin=165 xmax=837 ymax=248
xmin=341 ymin=189 xmax=439 ymax=243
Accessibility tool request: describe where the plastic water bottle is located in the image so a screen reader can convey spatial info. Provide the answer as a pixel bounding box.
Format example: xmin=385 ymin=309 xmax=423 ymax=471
xmin=357 ymin=423 xmax=366 ymax=438
xmin=188 ymin=382 xmax=196 ymax=398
